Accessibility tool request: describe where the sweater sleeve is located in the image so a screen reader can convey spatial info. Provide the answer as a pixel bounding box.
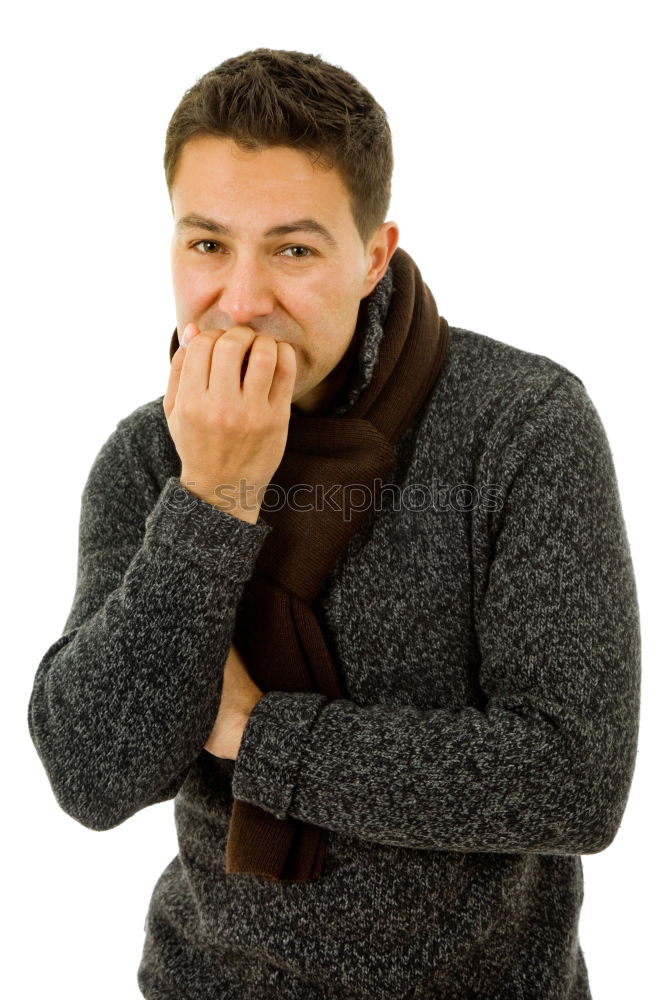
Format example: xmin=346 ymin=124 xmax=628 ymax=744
xmin=231 ymin=374 xmax=642 ymax=855
xmin=27 ymin=417 xmax=273 ymax=831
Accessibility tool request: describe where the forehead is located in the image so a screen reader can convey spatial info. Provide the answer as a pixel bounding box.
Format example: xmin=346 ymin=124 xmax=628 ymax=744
xmin=171 ymin=135 xmax=350 ymax=209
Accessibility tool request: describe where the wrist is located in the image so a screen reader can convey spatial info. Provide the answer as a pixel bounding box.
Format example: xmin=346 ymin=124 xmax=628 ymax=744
xmin=179 ymin=477 xmax=261 ymax=524
xmin=232 ymin=710 xmax=252 ymax=760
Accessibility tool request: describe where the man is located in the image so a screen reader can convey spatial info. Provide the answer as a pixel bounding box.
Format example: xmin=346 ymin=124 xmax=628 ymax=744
xmin=27 ymin=48 xmax=641 ymax=999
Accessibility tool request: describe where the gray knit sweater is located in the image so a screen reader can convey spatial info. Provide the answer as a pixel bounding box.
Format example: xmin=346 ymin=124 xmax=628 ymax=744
xmin=27 ymin=271 xmax=641 ymax=999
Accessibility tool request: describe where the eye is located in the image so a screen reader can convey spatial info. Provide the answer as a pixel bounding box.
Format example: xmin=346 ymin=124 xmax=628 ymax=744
xmin=189 ymin=241 xmax=315 ymax=258
xmin=192 ymin=240 xmax=223 ymax=254
xmin=279 ymin=245 xmax=314 ymax=259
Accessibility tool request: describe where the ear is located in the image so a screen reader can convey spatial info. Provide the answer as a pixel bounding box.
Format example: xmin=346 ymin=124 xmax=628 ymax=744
xmin=361 ymin=221 xmax=400 ymax=297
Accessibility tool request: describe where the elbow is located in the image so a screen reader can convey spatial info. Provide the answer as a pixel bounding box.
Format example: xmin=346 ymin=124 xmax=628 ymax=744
xmin=42 ymin=761 xmax=185 ymax=832
xmin=571 ymin=782 xmax=634 ymax=856
xmin=565 ymin=810 xmax=625 ymax=856
xmin=35 ymin=753 xmax=138 ymax=832
xmin=29 ymin=709 xmax=191 ymax=833
xmin=551 ymin=732 xmax=638 ymax=856
xmin=28 ymin=710 xmax=137 ymax=832
xmin=524 ymin=784 xmax=630 ymax=856
xmin=60 ymin=801 xmax=131 ymax=833
xmin=512 ymin=712 xmax=639 ymax=856
xmin=580 ymin=723 xmax=639 ymax=854
xmin=55 ymin=765 xmax=189 ymax=832
xmin=28 ymin=679 xmax=155 ymax=831
xmin=54 ymin=778 xmax=136 ymax=832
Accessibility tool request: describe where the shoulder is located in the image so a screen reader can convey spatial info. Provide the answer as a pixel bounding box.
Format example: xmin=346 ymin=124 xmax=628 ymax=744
xmin=432 ymin=325 xmax=589 ymax=427
xmin=417 ymin=325 xmax=602 ymax=474
xmin=445 ymin=324 xmax=583 ymax=397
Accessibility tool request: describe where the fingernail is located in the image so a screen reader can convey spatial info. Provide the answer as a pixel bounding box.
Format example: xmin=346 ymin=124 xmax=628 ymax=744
xmin=182 ymin=323 xmax=195 ymax=348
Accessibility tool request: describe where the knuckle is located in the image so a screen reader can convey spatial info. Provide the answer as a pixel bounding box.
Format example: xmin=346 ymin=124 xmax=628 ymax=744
xmin=251 ymin=349 xmax=275 ymax=369
xmin=209 ymin=405 xmax=232 ymax=429
xmin=177 ymin=397 xmax=197 ymax=421
xmin=221 ymin=327 xmax=248 ymax=341
xmin=215 ymin=331 xmax=244 ymax=352
xmin=252 ymin=336 xmax=277 ymax=363
xmin=257 ymin=409 xmax=276 ymax=432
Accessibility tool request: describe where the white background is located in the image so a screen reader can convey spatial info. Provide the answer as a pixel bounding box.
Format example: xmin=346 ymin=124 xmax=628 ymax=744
xmin=4 ymin=1 xmax=663 ymax=997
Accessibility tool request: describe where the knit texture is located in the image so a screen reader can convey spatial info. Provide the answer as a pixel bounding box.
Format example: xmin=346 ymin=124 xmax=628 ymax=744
xmin=28 ymin=289 xmax=641 ymax=998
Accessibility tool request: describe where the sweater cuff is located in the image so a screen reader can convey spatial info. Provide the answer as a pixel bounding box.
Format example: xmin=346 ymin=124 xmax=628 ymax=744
xmin=232 ymin=690 xmax=329 ymax=820
xmin=143 ymin=476 xmax=272 ymax=573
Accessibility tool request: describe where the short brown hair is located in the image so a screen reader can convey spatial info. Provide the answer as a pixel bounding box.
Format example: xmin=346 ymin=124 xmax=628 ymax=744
xmin=164 ymin=48 xmax=393 ymax=248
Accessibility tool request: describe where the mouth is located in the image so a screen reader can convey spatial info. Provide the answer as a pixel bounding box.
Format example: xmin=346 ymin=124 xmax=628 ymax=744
xmin=239 ymin=340 xmax=298 ymax=386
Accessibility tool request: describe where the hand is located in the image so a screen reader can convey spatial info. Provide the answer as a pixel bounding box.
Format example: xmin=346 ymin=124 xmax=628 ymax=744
xmin=204 ymin=643 xmax=265 ymax=760
xmin=162 ymin=323 xmax=297 ymax=522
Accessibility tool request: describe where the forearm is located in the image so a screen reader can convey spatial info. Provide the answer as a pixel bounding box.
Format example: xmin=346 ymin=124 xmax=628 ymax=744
xmin=232 ymin=689 xmax=638 ymax=854
xmin=28 ymin=476 xmax=272 ymax=830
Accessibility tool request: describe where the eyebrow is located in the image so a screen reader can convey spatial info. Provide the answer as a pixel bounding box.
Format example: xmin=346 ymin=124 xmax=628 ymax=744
xmin=175 ymin=214 xmax=339 ymax=249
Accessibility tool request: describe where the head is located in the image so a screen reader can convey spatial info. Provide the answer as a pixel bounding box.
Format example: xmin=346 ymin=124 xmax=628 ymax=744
xmin=165 ymin=48 xmax=399 ymax=413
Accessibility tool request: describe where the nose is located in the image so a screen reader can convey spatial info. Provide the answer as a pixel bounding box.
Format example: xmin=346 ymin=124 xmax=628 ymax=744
xmin=216 ymin=252 xmax=275 ymax=328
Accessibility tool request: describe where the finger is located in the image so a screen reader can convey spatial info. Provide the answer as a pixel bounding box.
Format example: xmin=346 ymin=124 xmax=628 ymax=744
xmin=268 ymin=341 xmax=298 ymax=410
xmin=208 ymin=327 xmax=260 ymax=400
xmin=181 ymin=322 xmax=200 ymax=349
xmin=163 ymin=342 xmax=187 ymax=419
xmin=240 ymin=335 xmax=278 ymax=402
xmin=180 ymin=326 xmax=231 ymax=395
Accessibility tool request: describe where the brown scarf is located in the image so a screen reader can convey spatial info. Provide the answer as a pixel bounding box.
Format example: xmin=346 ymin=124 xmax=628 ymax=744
xmin=168 ymin=246 xmax=450 ymax=882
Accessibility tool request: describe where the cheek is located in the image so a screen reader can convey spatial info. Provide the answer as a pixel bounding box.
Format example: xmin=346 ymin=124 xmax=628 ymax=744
xmin=171 ymin=256 xmax=191 ymax=296
xmin=172 ymin=260 xmax=212 ymax=311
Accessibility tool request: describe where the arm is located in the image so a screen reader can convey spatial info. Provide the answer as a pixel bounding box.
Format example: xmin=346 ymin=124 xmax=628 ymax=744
xmin=27 ymin=415 xmax=273 ymax=831
xmin=231 ymin=375 xmax=641 ymax=855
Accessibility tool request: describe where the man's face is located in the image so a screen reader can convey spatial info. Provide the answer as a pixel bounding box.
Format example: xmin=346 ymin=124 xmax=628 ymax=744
xmin=169 ymin=135 xmax=398 ymax=414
